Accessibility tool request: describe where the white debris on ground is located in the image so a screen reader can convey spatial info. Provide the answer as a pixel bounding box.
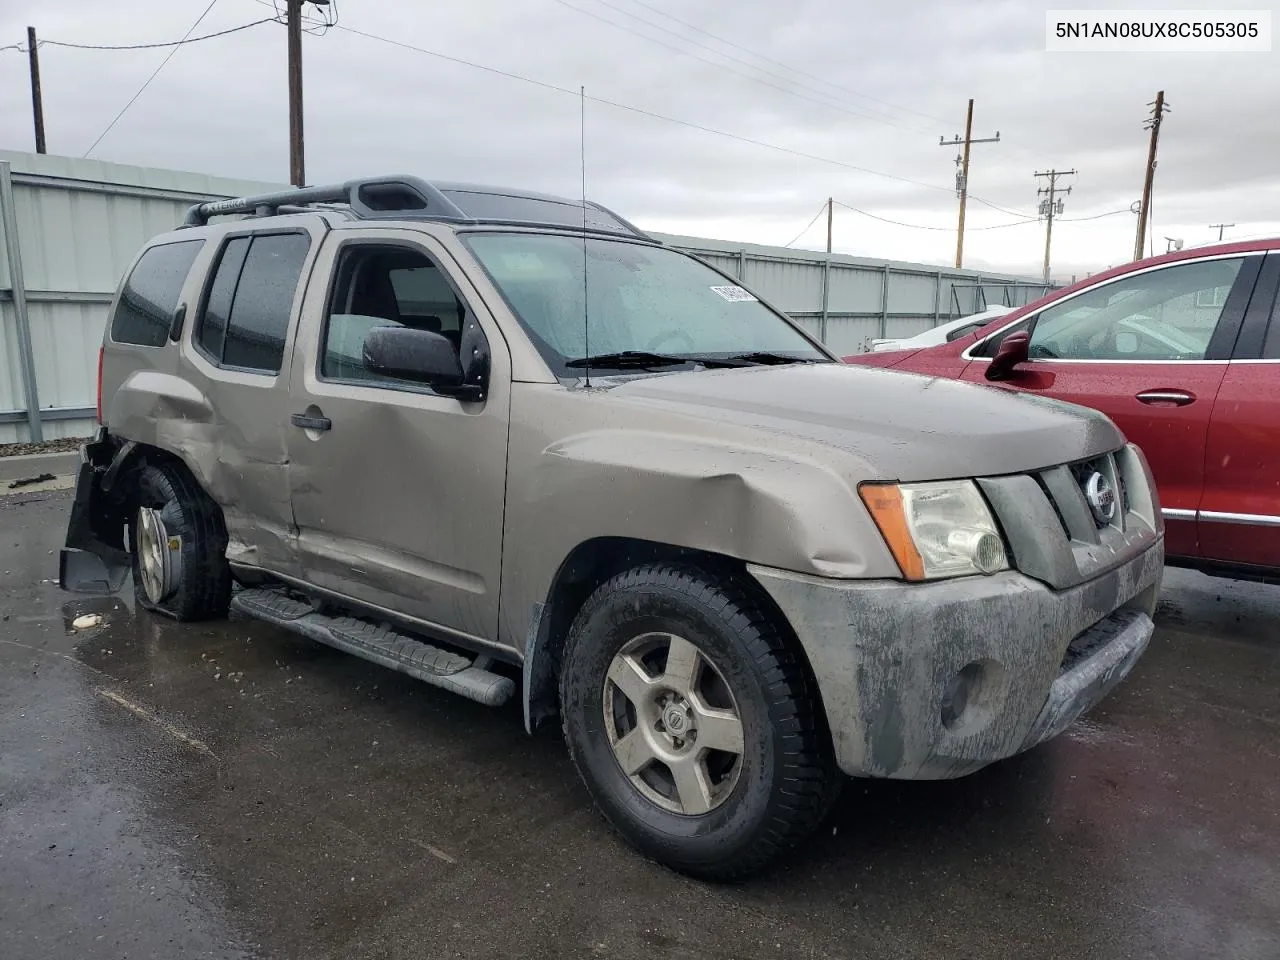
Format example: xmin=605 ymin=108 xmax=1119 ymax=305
xmin=71 ymin=614 xmax=103 ymax=630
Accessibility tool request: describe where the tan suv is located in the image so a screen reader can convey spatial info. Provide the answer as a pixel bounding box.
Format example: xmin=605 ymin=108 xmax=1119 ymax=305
xmin=60 ymin=176 xmax=1166 ymax=879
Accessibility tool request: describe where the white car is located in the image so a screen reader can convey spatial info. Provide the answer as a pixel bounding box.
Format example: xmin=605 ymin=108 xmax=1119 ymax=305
xmin=870 ymin=305 xmax=1013 ymax=352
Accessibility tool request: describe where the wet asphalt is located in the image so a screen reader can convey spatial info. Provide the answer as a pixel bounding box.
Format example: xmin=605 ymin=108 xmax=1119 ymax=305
xmin=1 ymin=488 xmax=1277 ymax=960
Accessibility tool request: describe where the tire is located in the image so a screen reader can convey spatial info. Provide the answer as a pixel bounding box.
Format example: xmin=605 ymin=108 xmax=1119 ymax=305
xmin=559 ymin=562 xmax=839 ymax=880
xmin=128 ymin=459 xmax=232 ymax=621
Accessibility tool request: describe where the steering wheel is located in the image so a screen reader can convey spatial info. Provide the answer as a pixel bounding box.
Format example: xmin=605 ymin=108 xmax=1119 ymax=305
xmin=644 ymin=328 xmax=697 ymax=353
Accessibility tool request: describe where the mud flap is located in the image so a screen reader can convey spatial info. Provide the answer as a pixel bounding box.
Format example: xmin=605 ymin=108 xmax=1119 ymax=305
xmin=58 ymin=436 xmax=132 ymax=595
xmin=59 ymin=547 xmax=130 ymax=594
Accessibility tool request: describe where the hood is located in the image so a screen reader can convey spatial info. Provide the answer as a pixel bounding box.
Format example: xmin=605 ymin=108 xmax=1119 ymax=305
xmin=842 ymin=348 xmax=920 ymax=367
xmin=606 ymin=362 xmax=1123 ymax=482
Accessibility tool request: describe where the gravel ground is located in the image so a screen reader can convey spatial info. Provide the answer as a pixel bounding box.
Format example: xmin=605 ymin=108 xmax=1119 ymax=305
xmin=0 ymin=436 xmax=89 ymax=458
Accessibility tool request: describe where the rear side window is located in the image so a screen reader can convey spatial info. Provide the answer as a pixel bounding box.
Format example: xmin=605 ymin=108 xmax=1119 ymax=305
xmin=1263 ymin=289 xmax=1280 ymax=359
xmin=196 ymin=232 xmax=310 ymax=373
xmin=110 ymin=239 xmax=204 ymax=347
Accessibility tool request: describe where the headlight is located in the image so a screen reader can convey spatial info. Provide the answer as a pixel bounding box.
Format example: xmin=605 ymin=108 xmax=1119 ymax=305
xmin=859 ymin=480 xmax=1008 ymax=581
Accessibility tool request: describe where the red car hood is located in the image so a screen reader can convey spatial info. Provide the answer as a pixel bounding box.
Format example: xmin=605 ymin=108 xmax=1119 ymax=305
xmin=842 ymin=348 xmax=922 ymax=368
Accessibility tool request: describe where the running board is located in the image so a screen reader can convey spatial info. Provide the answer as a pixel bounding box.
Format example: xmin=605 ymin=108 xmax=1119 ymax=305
xmin=230 ymin=587 xmax=514 ymax=707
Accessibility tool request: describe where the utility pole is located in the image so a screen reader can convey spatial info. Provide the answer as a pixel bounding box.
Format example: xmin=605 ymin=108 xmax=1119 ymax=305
xmin=939 ymin=99 xmax=1000 ymax=269
xmin=1133 ymin=90 xmax=1169 ymax=261
xmin=287 ymin=0 xmax=305 ymax=187
xmin=826 ymin=197 xmax=833 ymax=254
xmin=1209 ymin=222 xmax=1234 ymax=242
xmin=1035 ymin=168 xmax=1076 ymax=283
xmin=27 ymin=27 xmax=46 ymax=154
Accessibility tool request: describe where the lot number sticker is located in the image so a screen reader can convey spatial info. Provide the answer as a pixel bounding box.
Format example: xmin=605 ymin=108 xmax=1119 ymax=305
xmin=710 ymin=285 xmax=759 ymax=302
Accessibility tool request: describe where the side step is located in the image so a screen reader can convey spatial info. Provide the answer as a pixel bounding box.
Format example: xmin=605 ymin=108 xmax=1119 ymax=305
xmin=230 ymin=588 xmax=514 ymax=707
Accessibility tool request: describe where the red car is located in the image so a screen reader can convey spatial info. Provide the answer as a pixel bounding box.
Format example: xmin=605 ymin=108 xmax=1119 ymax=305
xmin=846 ymin=238 xmax=1280 ymax=584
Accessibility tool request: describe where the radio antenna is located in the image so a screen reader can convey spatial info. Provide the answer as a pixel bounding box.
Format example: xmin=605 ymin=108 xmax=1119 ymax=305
xmin=580 ymin=84 xmax=591 ymax=388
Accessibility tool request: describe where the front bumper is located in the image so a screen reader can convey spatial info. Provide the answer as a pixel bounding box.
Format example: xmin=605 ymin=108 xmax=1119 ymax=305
xmin=748 ymin=538 xmax=1164 ymax=780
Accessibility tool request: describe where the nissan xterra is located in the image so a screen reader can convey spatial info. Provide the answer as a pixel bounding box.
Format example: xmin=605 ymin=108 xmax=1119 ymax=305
xmin=60 ymin=176 xmax=1165 ymax=879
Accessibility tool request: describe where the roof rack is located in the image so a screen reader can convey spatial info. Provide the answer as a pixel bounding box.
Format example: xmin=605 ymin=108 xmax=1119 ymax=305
xmin=181 ymin=174 xmax=654 ymax=241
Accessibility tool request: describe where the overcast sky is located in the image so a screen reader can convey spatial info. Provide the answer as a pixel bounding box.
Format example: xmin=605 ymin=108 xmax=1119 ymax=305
xmin=2 ymin=0 xmax=1278 ymax=280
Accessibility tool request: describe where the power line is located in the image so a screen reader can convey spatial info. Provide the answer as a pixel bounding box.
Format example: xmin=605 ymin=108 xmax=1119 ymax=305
xmin=268 ymin=0 xmax=340 ymax=36
xmin=549 ymin=0 xmax=924 ymax=132
xmin=334 ymin=23 xmax=962 ymax=195
xmin=784 ymin=202 xmax=829 ymax=247
xmin=833 ymin=200 xmax=1035 ymax=232
xmin=82 ymin=0 xmax=220 ymax=158
xmin=1059 ymin=208 xmax=1130 ymax=222
xmin=970 ymin=195 xmax=1038 ymax=219
xmin=830 ymin=200 xmax=1130 ymax=233
xmin=330 ymin=19 xmax=1056 ymax=216
xmin=621 ymin=0 xmax=956 ymax=127
xmin=568 ymin=0 xmax=928 ymax=132
xmin=37 ymin=18 xmax=277 ymax=50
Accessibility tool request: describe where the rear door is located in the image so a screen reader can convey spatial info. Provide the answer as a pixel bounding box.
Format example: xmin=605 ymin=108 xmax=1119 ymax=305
xmin=962 ymin=253 xmax=1262 ymax=560
xmin=180 ymin=215 xmax=326 ymax=577
xmin=1199 ymin=252 xmax=1280 ymax=568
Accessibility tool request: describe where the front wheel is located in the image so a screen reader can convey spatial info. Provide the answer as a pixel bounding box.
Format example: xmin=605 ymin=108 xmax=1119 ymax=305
xmin=559 ymin=563 xmax=839 ymax=880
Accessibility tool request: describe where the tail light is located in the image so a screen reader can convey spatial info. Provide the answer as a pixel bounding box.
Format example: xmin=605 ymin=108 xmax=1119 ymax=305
xmin=96 ymin=346 xmax=104 ymax=424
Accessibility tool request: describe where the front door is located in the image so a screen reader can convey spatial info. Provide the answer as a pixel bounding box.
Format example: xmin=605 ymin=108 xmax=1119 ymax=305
xmin=963 ymin=254 xmax=1261 ymax=560
xmin=285 ymin=229 xmax=511 ymax=644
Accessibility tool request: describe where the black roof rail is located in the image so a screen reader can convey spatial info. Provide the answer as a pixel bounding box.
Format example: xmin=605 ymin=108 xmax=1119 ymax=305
xmin=183 ymin=176 xmax=468 ymax=227
xmin=181 ymin=174 xmax=657 ymax=242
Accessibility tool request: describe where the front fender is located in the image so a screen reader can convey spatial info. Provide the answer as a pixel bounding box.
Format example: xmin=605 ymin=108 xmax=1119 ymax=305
xmin=501 ymin=427 xmax=900 ymax=661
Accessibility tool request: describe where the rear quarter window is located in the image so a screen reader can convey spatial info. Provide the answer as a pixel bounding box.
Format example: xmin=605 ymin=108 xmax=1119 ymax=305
xmin=109 ymin=239 xmax=204 ymax=347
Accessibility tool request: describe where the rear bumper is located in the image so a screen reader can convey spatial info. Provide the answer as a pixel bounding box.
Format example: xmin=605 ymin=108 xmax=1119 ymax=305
xmin=748 ymin=538 xmax=1164 ymax=780
xmin=59 ymin=428 xmax=132 ymax=594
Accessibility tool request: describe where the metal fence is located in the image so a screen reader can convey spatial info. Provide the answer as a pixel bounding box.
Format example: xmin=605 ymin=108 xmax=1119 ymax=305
xmin=651 ymin=233 xmax=1056 ymax=357
xmin=0 ymin=150 xmax=1054 ymax=443
xmin=0 ymin=151 xmax=281 ymax=443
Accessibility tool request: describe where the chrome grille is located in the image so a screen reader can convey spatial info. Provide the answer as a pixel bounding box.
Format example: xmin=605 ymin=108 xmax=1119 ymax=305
xmin=976 ymin=444 xmax=1159 ymax=591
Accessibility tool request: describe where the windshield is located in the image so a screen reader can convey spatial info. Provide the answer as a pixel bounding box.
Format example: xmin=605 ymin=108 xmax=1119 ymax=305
xmin=462 ymin=233 xmax=828 ymax=375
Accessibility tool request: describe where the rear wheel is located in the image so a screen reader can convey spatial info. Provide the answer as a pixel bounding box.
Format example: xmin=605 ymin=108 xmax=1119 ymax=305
xmin=129 ymin=460 xmax=231 ymax=621
xmin=559 ymin=563 xmax=839 ymax=880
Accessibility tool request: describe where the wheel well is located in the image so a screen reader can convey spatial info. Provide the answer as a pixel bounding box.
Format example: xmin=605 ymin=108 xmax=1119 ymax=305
xmin=97 ymin=441 xmax=208 ymax=539
xmin=523 ymin=537 xmax=812 ymax=732
xmin=107 ymin=442 xmax=185 ymax=505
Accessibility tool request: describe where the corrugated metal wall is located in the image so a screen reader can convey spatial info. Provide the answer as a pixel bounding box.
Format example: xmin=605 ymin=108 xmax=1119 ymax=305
xmin=0 ymin=151 xmax=281 ymax=443
xmin=0 ymin=150 xmax=1053 ymax=443
xmin=651 ymin=234 xmax=1055 ymax=357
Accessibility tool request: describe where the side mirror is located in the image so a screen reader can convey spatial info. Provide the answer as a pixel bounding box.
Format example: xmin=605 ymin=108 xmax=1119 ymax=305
xmin=167 ymin=302 xmax=187 ymax=341
xmin=985 ymin=330 xmax=1030 ymax=381
xmin=363 ymin=326 xmax=482 ymax=400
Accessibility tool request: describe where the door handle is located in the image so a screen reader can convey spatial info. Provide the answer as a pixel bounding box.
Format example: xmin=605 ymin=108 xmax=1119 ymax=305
xmin=1136 ymin=390 xmax=1195 ymax=406
xmin=291 ymin=412 xmax=332 ymax=431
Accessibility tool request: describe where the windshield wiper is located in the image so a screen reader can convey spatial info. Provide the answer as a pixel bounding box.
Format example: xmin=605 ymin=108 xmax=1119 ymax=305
xmin=564 ymin=351 xmax=691 ymax=369
xmin=564 ymin=350 xmax=808 ymax=371
xmin=726 ymin=351 xmax=822 ymax=365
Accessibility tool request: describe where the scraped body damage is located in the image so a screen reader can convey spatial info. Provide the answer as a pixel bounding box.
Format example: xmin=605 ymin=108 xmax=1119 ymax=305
xmin=749 ymin=543 xmax=1163 ymax=780
xmin=105 ymin=359 xmax=301 ymax=580
xmin=497 ymin=366 xmax=1130 ymax=658
xmin=497 ymin=380 xmax=905 ymax=654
